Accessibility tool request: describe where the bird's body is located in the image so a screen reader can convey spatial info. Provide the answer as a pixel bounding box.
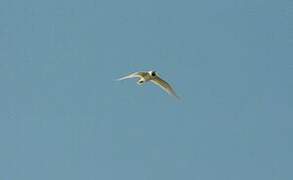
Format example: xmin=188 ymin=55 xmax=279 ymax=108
xmin=117 ymin=71 xmax=179 ymax=99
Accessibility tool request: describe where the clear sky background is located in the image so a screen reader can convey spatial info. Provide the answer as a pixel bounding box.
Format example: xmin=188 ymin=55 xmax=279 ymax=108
xmin=0 ymin=0 xmax=292 ymax=179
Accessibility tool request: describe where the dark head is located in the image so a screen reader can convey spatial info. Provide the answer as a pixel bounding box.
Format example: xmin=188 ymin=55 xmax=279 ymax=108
xmin=150 ymin=71 xmax=156 ymax=77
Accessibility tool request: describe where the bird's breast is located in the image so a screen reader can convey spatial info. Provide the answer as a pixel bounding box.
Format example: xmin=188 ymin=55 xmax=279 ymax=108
xmin=142 ymin=74 xmax=152 ymax=81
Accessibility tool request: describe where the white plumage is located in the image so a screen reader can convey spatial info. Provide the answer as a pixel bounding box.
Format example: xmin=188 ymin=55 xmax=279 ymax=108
xmin=117 ymin=71 xmax=179 ymax=99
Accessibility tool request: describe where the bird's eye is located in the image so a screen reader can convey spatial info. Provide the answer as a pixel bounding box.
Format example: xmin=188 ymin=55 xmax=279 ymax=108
xmin=151 ymin=71 xmax=156 ymax=76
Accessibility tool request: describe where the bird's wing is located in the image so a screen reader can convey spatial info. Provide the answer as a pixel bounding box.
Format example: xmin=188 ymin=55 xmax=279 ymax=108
xmin=151 ymin=76 xmax=180 ymax=99
xmin=117 ymin=72 xmax=146 ymax=81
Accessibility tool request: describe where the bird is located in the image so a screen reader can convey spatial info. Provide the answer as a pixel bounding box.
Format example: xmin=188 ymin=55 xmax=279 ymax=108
xmin=117 ymin=70 xmax=179 ymax=99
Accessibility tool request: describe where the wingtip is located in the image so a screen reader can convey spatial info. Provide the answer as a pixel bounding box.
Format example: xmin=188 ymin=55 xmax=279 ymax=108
xmin=174 ymin=95 xmax=181 ymax=101
xmin=116 ymin=76 xmax=130 ymax=81
xmin=115 ymin=77 xmax=125 ymax=81
xmin=168 ymin=92 xmax=181 ymax=100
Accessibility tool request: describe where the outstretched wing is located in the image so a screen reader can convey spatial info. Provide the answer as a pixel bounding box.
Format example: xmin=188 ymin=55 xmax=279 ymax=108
xmin=117 ymin=72 xmax=146 ymax=81
xmin=151 ymin=76 xmax=180 ymax=99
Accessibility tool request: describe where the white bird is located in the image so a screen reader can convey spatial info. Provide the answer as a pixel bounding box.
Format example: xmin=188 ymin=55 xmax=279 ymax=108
xmin=117 ymin=70 xmax=180 ymax=99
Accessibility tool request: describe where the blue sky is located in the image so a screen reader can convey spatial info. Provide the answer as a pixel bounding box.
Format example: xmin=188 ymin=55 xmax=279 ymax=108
xmin=0 ymin=0 xmax=292 ymax=179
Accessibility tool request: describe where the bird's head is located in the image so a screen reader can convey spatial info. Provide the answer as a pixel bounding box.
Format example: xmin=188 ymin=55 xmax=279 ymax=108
xmin=149 ymin=71 xmax=157 ymax=77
